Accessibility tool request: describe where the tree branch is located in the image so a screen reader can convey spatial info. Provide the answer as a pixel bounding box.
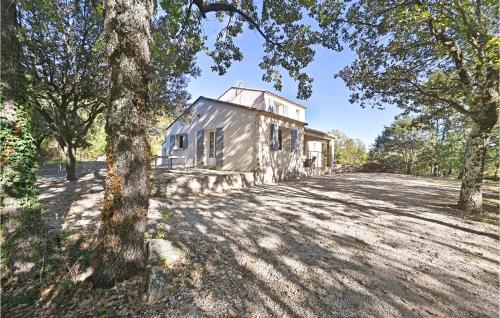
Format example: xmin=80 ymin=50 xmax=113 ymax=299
xmin=192 ymin=0 xmax=278 ymax=47
xmin=416 ymin=1 xmax=473 ymax=97
xmin=405 ymin=79 xmax=479 ymax=121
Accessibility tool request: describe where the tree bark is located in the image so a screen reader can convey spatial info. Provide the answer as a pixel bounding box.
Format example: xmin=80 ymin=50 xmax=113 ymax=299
xmin=458 ymin=123 xmax=489 ymax=213
xmin=89 ymin=0 xmax=153 ymax=288
xmin=64 ymin=144 xmax=76 ymax=181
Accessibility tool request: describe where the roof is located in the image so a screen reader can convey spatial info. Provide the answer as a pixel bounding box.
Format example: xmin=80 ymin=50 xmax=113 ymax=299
xmin=163 ymin=96 xmax=308 ymax=133
xmin=219 ymin=87 xmax=307 ymax=109
xmin=305 ymin=127 xmax=333 ymax=140
xmin=199 ymin=96 xmax=308 ymax=125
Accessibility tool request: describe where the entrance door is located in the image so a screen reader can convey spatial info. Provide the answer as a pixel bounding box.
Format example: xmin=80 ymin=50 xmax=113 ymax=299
xmin=207 ymin=130 xmax=216 ymax=166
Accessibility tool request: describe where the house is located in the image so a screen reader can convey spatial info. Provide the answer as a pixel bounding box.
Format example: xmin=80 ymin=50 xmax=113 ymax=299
xmin=160 ymin=87 xmax=334 ymax=182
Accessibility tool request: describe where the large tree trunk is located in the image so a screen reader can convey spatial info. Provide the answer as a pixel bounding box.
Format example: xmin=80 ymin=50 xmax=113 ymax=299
xmin=1 ymin=0 xmax=38 ymax=205
xmin=458 ymin=124 xmax=489 ymax=213
xmin=89 ymin=0 xmax=153 ymax=288
xmin=64 ymin=144 xmax=76 ymax=181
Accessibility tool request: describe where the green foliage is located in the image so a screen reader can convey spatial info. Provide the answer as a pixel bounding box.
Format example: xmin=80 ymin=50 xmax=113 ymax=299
xmin=80 ymin=114 xmax=106 ymax=160
xmin=0 ymin=0 xmax=39 ymax=205
xmin=318 ymin=1 xmax=498 ymax=206
xmin=153 ymin=227 xmax=167 ymax=240
xmin=368 ymin=115 xmax=498 ymax=178
xmin=328 ymin=129 xmax=367 ymax=165
xmin=20 ymin=0 xmax=106 ymax=176
xmin=161 ymin=207 xmax=171 ymax=223
xmin=0 ymin=104 xmax=39 ymax=204
xmin=158 ymin=0 xmax=338 ymax=99
xmin=148 ymin=115 xmax=174 ymax=156
xmin=328 ymin=0 xmax=498 ymax=118
xmin=484 ymin=126 xmax=500 ymax=180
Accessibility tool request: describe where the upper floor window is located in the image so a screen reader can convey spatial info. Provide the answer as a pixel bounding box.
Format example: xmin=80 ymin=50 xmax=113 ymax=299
xmin=275 ymin=103 xmax=282 ymax=115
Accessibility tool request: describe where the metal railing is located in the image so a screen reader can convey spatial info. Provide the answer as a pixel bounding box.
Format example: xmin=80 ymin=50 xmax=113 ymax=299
xmin=152 ymin=155 xmax=187 ymax=170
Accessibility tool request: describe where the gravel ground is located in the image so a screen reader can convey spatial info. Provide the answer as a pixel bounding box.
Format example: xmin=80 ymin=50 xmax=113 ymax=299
xmin=35 ymin=172 xmax=499 ymax=317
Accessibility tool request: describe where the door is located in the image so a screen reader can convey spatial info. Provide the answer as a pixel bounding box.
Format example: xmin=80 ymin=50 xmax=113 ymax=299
xmin=207 ymin=130 xmax=216 ymax=166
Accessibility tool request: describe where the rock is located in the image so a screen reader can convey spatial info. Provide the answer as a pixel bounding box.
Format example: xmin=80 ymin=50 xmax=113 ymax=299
xmin=147 ymin=266 xmax=174 ymax=304
xmin=146 ymin=239 xmax=187 ymax=304
xmin=148 ymin=239 xmax=187 ymax=269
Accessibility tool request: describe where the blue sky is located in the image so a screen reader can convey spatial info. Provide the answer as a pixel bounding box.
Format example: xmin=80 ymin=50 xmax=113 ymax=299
xmin=186 ymin=17 xmax=401 ymax=148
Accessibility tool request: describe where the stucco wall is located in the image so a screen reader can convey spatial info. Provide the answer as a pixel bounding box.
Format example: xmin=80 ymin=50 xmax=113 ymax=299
xmin=219 ymin=88 xmax=306 ymax=122
xmin=162 ymin=99 xmax=259 ymax=171
xmin=263 ymin=92 xmax=306 ymax=122
xmin=257 ymin=115 xmax=305 ymax=183
xmin=218 ymin=88 xmax=266 ymax=110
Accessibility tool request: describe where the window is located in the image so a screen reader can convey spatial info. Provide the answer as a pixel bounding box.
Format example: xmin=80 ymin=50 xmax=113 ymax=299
xmin=209 ymin=131 xmax=216 ymax=158
xmin=296 ymin=109 xmax=300 ymax=120
xmin=290 ymin=129 xmax=297 ymax=152
xmin=278 ymin=128 xmax=283 ymax=150
xmin=275 ymin=103 xmax=282 ymax=115
xmin=177 ymin=134 xmax=186 ymax=149
xmin=270 ymin=124 xmax=284 ymax=151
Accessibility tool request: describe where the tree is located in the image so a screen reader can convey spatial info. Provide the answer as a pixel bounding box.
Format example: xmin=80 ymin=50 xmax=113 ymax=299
xmin=1 ymin=0 xmax=38 ymax=206
xmin=371 ymin=117 xmax=427 ymax=174
xmin=90 ymin=0 xmax=328 ymax=287
xmin=20 ymin=0 xmax=107 ymax=181
xmin=318 ymin=0 xmax=499 ymax=212
xmin=328 ymin=129 xmax=367 ymax=164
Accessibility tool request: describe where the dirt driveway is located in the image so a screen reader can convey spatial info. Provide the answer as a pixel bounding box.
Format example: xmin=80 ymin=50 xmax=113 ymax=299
xmin=161 ymin=173 xmax=499 ymax=317
xmin=36 ymin=172 xmax=499 ymax=317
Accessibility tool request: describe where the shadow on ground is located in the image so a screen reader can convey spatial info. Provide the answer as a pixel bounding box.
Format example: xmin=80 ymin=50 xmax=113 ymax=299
xmin=158 ymin=173 xmax=499 ymax=317
xmin=37 ymin=170 xmax=105 ymax=236
xmin=31 ymin=171 xmax=499 ymax=317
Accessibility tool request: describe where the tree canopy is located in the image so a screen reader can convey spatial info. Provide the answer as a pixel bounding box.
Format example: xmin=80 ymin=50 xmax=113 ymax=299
xmin=316 ymin=0 xmax=499 ymax=212
xmin=20 ymin=0 xmax=106 ymax=180
xmin=328 ymin=129 xmax=367 ymax=165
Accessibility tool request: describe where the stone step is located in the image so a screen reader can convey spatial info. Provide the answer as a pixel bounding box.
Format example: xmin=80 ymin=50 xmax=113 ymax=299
xmin=151 ymin=167 xmax=333 ymax=197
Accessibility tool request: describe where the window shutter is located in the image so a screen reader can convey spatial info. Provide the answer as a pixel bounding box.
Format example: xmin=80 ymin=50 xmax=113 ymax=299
xmin=271 ymin=124 xmax=279 ymax=151
xmin=291 ymin=129 xmax=297 ymax=152
xmin=183 ymin=133 xmax=188 ymax=149
xmin=169 ymin=135 xmax=175 ymax=150
xmin=215 ymin=127 xmax=224 ymax=168
xmin=196 ymin=130 xmax=204 ymax=166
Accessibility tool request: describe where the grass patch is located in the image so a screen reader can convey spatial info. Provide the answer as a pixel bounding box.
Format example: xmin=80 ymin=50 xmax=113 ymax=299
xmin=153 ymin=227 xmax=167 ymax=239
xmin=161 ymin=207 xmax=170 ymax=223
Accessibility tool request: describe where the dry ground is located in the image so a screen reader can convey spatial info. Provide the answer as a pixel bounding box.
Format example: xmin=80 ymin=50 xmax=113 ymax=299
xmin=5 ymin=172 xmax=499 ymax=317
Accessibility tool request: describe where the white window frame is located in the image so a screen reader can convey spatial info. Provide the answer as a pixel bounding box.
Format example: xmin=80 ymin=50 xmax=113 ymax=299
xmin=177 ymin=134 xmax=186 ymax=149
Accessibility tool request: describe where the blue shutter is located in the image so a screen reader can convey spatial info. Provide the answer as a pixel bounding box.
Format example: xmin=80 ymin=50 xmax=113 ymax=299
xmin=196 ymin=130 xmax=204 ymax=166
xmin=271 ymin=124 xmax=279 ymax=151
xmin=183 ymin=133 xmax=188 ymax=149
xmin=291 ymin=129 xmax=297 ymax=152
xmin=169 ymin=135 xmax=175 ymax=150
xmin=215 ymin=127 xmax=224 ymax=168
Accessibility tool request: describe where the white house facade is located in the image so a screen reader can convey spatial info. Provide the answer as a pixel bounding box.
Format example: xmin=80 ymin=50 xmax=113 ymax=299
xmin=161 ymin=87 xmax=334 ymax=182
